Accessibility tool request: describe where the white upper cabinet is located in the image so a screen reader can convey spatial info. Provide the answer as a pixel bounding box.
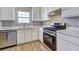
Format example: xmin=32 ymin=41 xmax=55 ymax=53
xmin=61 ymin=7 xmax=79 ymax=18
xmin=32 ymin=7 xmax=41 ymax=21
xmin=0 ymin=7 xmax=15 ymax=21
xmin=41 ymin=7 xmax=48 ymax=21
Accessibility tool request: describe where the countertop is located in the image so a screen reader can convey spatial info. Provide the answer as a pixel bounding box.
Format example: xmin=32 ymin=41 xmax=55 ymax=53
xmin=57 ymin=27 xmax=79 ymax=38
xmin=0 ymin=26 xmax=41 ymax=31
xmin=0 ymin=27 xmax=18 ymax=30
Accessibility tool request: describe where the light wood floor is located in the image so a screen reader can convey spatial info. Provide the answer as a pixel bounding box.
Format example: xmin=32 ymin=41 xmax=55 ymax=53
xmin=1 ymin=40 xmax=51 ymax=51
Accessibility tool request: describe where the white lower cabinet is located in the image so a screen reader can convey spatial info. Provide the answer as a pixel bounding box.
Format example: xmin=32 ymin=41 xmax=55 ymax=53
xmin=39 ymin=28 xmax=43 ymax=43
xmin=17 ymin=28 xmax=39 ymax=45
xmin=57 ymin=33 xmax=79 ymax=51
xmin=57 ymin=38 xmax=79 ymax=51
xmin=31 ymin=28 xmax=39 ymax=41
xmin=25 ymin=29 xmax=32 ymax=42
xmin=17 ymin=29 xmax=25 ymax=44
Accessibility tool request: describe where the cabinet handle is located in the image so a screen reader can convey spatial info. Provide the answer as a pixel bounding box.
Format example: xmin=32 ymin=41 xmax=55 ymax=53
xmin=6 ymin=32 xmax=8 ymax=41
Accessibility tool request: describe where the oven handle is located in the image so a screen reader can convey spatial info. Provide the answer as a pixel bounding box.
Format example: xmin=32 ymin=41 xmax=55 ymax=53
xmin=43 ymin=32 xmax=56 ymax=37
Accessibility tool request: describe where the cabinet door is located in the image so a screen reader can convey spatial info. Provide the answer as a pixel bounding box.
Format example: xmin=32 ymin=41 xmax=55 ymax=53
xmin=57 ymin=39 xmax=79 ymax=51
xmin=32 ymin=7 xmax=41 ymax=21
xmin=61 ymin=7 xmax=79 ymax=18
xmin=41 ymin=7 xmax=48 ymax=20
xmin=1 ymin=7 xmax=15 ymax=20
xmin=39 ymin=28 xmax=43 ymax=42
xmin=32 ymin=28 xmax=39 ymax=41
xmin=17 ymin=30 xmax=25 ymax=44
xmin=57 ymin=33 xmax=79 ymax=46
xmin=25 ymin=29 xmax=32 ymax=42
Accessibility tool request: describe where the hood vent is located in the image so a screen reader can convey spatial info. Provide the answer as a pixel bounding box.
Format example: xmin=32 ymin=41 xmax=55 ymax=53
xmin=48 ymin=8 xmax=61 ymax=16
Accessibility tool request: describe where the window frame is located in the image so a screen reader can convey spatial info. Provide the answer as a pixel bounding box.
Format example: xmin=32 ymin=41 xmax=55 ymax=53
xmin=18 ymin=11 xmax=30 ymax=23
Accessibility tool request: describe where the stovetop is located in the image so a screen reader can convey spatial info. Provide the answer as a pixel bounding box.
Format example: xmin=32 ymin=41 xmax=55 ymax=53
xmin=44 ymin=27 xmax=65 ymax=31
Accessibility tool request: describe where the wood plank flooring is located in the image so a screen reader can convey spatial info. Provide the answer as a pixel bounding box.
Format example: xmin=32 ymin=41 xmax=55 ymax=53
xmin=1 ymin=40 xmax=51 ymax=51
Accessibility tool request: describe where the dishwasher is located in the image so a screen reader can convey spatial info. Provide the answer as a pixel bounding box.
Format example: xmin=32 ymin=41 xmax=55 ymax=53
xmin=0 ymin=30 xmax=17 ymax=49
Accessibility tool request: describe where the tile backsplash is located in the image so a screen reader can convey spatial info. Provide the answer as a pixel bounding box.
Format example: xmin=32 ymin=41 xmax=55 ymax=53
xmin=43 ymin=18 xmax=79 ymax=27
xmin=1 ymin=21 xmax=43 ymax=27
xmin=43 ymin=14 xmax=65 ymax=26
xmin=1 ymin=15 xmax=79 ymax=27
xmin=1 ymin=18 xmax=79 ymax=27
xmin=65 ymin=17 xmax=79 ymax=27
xmin=1 ymin=21 xmax=15 ymax=26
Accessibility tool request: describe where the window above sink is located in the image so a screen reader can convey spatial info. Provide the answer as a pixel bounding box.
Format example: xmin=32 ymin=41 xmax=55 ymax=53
xmin=18 ymin=11 xmax=30 ymax=23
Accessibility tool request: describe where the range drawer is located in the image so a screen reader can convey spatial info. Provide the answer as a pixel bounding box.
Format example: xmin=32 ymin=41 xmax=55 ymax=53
xmin=57 ymin=33 xmax=79 ymax=46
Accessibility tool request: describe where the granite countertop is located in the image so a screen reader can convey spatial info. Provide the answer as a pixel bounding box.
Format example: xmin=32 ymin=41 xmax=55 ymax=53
xmin=57 ymin=27 xmax=79 ymax=38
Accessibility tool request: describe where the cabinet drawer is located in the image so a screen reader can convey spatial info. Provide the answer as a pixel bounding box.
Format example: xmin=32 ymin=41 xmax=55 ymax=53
xmin=57 ymin=33 xmax=79 ymax=46
xmin=57 ymin=38 xmax=79 ymax=51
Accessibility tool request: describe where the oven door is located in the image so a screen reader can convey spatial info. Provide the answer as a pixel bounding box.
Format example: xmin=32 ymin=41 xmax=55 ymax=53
xmin=43 ymin=32 xmax=56 ymax=51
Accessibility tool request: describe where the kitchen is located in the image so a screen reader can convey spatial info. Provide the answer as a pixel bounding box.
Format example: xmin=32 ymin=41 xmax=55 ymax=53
xmin=0 ymin=7 xmax=79 ymax=51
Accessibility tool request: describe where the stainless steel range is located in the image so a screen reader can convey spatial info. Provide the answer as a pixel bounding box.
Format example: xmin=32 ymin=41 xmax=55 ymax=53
xmin=43 ymin=23 xmax=66 ymax=51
